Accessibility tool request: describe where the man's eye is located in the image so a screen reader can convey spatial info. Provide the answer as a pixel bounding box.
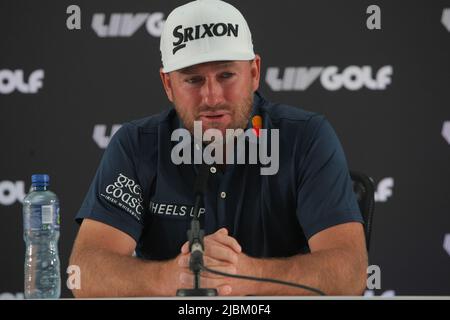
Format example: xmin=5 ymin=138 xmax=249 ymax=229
xmin=220 ymin=72 xmax=234 ymax=79
xmin=185 ymin=77 xmax=203 ymax=84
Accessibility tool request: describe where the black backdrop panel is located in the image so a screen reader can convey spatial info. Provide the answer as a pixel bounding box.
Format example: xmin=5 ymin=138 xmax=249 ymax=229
xmin=0 ymin=0 xmax=449 ymax=298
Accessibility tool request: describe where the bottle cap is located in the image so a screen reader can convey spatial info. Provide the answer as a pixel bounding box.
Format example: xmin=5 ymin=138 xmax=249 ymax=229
xmin=31 ymin=174 xmax=50 ymax=187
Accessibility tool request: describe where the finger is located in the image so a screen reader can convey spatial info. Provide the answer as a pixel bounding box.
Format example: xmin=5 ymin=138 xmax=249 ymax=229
xmin=208 ymin=231 xmax=242 ymax=253
xmin=181 ymin=238 xmax=240 ymax=263
xmin=203 ymin=255 xmax=230 ymax=267
xmin=178 ymin=255 xmax=189 ymax=268
xmin=203 ymin=242 xmax=239 ymax=264
xmin=217 ymin=285 xmax=233 ymax=296
xmin=179 ymin=254 xmax=233 ymax=269
xmin=181 ymin=241 xmax=190 ymax=254
xmin=217 ymin=228 xmax=228 ymax=235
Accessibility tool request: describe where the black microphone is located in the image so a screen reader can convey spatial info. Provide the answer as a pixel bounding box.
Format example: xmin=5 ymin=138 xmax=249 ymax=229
xmin=177 ymin=163 xmax=218 ymax=296
xmin=188 ymin=163 xmax=210 ymax=273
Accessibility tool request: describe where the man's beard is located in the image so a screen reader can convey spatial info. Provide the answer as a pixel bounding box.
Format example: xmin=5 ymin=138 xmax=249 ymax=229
xmin=173 ymin=92 xmax=254 ymax=136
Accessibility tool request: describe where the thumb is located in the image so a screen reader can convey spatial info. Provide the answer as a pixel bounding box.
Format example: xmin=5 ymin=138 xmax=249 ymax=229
xmin=181 ymin=241 xmax=190 ymax=254
xmin=217 ymin=228 xmax=228 ymax=235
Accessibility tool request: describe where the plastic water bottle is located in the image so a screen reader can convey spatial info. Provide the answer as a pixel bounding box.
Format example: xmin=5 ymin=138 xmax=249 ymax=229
xmin=23 ymin=174 xmax=61 ymax=299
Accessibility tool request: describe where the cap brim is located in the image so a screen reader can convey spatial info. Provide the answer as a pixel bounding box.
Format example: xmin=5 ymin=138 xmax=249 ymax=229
xmin=162 ymin=51 xmax=256 ymax=73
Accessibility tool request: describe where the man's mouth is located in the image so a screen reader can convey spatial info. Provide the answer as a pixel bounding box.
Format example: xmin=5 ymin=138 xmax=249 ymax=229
xmin=204 ymin=115 xmax=224 ymax=120
xmin=198 ymin=112 xmax=230 ymax=122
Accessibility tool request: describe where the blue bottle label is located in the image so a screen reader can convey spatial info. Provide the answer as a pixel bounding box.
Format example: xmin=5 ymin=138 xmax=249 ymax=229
xmin=24 ymin=204 xmax=60 ymax=231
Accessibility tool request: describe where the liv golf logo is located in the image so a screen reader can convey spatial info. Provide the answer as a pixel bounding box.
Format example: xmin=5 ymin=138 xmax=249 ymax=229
xmin=442 ymin=121 xmax=450 ymax=145
xmin=442 ymin=9 xmax=450 ymax=32
xmin=375 ymin=177 xmax=394 ymax=203
xmin=92 ymin=12 xmax=165 ymax=37
xmin=0 ymin=180 xmax=26 ymax=206
xmin=0 ymin=69 xmax=44 ymax=94
xmin=93 ymin=124 xmax=122 ymax=149
xmin=266 ymin=66 xmax=393 ymax=91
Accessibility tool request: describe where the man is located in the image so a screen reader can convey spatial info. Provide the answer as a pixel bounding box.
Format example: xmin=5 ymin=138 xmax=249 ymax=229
xmin=70 ymin=0 xmax=367 ymax=297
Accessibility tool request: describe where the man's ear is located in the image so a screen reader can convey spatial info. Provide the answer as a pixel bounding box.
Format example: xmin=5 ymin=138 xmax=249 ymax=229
xmin=251 ymin=54 xmax=261 ymax=92
xmin=160 ymin=68 xmax=174 ymax=102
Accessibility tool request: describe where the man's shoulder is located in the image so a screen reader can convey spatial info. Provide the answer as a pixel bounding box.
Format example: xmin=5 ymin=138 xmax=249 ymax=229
xmin=122 ymin=108 xmax=177 ymax=134
xmin=258 ymin=93 xmax=324 ymax=128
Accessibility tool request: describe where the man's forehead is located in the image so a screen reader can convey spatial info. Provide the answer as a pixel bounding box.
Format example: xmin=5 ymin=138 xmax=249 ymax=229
xmin=177 ymin=61 xmax=239 ymax=74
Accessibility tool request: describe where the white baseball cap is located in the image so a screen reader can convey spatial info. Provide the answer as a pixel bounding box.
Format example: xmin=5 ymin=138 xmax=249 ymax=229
xmin=160 ymin=0 xmax=255 ymax=73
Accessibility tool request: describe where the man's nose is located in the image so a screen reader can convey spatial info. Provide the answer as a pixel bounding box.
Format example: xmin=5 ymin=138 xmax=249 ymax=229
xmin=200 ymin=78 xmax=225 ymax=107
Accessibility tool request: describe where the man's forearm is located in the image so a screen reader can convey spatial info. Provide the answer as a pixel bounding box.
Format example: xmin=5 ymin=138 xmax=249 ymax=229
xmin=246 ymin=248 xmax=368 ymax=296
xmin=70 ymin=248 xmax=175 ymax=298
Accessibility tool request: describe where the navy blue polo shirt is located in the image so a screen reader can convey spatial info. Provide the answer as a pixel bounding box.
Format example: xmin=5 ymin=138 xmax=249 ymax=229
xmin=76 ymin=91 xmax=363 ymax=260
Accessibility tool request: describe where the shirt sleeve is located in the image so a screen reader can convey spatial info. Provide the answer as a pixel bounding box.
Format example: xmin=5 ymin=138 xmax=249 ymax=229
xmin=296 ymin=115 xmax=363 ymax=240
xmin=75 ymin=123 xmax=145 ymax=242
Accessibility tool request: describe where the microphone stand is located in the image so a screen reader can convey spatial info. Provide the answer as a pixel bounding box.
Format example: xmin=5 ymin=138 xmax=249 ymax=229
xmin=177 ymin=165 xmax=218 ymax=297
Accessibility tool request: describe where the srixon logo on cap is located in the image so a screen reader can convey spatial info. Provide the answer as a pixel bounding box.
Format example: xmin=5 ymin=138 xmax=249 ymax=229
xmin=172 ymin=22 xmax=239 ymax=54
